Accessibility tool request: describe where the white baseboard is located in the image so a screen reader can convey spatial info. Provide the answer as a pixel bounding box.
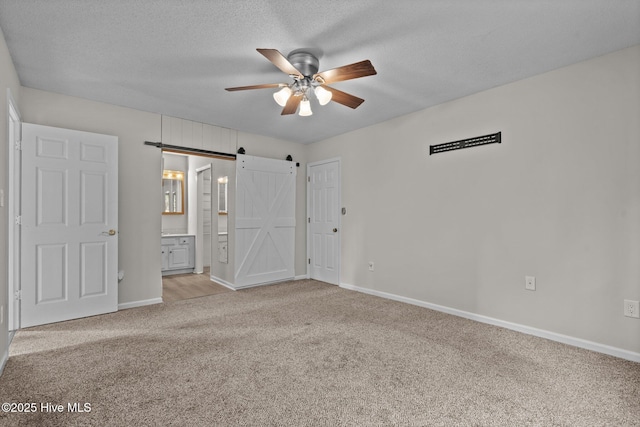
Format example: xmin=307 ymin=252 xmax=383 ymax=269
xmin=162 ymin=268 xmax=195 ymax=276
xmin=232 ymin=277 xmax=296 ymax=290
xmin=1 ymin=331 xmax=16 ymax=377
xmin=209 ymin=275 xmax=237 ymax=291
xmin=118 ymin=298 xmax=163 ymax=311
xmin=340 ymin=283 xmax=640 ymax=363
xmin=211 ymin=275 xmax=307 ymax=291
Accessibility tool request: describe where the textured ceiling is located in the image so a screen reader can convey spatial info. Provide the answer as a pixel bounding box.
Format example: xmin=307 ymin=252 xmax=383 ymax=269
xmin=1 ymin=1 xmax=639 ymax=144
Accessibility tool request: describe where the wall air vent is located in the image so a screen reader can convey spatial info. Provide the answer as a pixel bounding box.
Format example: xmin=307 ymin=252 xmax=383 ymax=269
xmin=430 ymin=132 xmax=501 ymax=155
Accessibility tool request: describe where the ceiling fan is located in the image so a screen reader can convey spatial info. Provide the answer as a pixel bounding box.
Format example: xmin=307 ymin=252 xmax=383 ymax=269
xmin=225 ymin=48 xmax=377 ymax=116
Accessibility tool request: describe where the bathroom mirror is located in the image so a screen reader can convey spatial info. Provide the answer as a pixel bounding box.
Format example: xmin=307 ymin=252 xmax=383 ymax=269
xmin=218 ymin=176 xmax=228 ymax=214
xmin=162 ymin=170 xmax=185 ymax=215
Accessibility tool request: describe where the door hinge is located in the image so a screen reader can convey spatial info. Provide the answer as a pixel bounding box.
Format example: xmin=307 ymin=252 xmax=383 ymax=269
xmin=307 ymin=176 xmax=310 ymax=182
xmin=308 ymin=217 xmax=310 ymax=223
xmin=14 ymin=290 xmax=21 ymax=300
xmin=15 ymin=215 xmax=22 ymax=225
xmin=15 ymin=140 xmax=21 ymax=151
xmin=308 ymin=258 xmax=310 ymax=265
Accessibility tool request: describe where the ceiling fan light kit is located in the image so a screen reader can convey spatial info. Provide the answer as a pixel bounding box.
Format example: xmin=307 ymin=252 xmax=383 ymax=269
xmin=298 ymin=96 xmax=313 ymax=116
xmin=314 ymin=86 xmax=332 ymax=105
xmin=273 ymin=86 xmax=292 ymax=107
xmin=226 ymin=48 xmax=376 ymax=116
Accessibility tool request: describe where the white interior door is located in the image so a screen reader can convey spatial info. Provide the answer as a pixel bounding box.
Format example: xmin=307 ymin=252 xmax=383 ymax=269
xmin=21 ymin=123 xmax=118 ymax=328
xmin=235 ymin=154 xmax=296 ymax=288
xmin=308 ymin=159 xmax=341 ymax=285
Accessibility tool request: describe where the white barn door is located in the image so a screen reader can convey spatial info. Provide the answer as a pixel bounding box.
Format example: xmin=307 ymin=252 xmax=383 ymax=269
xmin=235 ymin=154 xmax=296 ymax=288
xmin=21 ymin=123 xmax=118 ymax=327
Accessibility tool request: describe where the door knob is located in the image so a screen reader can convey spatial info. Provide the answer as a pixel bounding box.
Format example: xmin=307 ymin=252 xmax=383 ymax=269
xmin=333 ymin=228 xmax=338 ymax=233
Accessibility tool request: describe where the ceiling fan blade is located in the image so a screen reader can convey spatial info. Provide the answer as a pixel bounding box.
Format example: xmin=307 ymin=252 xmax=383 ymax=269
xmin=225 ymin=83 xmax=284 ymax=91
xmin=281 ymin=93 xmax=302 ymax=115
xmin=257 ymin=48 xmax=303 ymax=78
xmin=313 ymin=60 xmax=377 ymax=84
xmin=321 ymin=85 xmax=365 ymax=109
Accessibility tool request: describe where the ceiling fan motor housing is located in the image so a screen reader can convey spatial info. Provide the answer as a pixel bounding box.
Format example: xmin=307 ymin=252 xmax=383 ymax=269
xmin=287 ymin=50 xmax=319 ymax=77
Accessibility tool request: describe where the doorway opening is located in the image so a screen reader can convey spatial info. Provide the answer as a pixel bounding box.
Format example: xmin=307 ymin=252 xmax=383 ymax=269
xmin=160 ymin=150 xmax=234 ymax=302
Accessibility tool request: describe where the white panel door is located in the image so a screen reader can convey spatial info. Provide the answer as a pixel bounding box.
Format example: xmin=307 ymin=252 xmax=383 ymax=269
xmin=308 ymin=159 xmax=341 ymax=285
xmin=21 ymin=123 xmax=118 ymax=327
xmin=235 ymin=154 xmax=296 ymax=288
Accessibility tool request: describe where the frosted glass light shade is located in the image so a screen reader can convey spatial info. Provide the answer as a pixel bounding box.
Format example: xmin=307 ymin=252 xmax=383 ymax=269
xmin=314 ymin=86 xmax=332 ymax=105
xmin=273 ymin=87 xmax=292 ymax=106
xmin=299 ymin=98 xmax=313 ymax=116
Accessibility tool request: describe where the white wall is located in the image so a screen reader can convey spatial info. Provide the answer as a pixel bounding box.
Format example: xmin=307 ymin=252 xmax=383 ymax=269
xmin=0 ymin=25 xmax=21 ymax=373
xmin=20 ymin=87 xmax=163 ymax=306
xmin=307 ymin=45 xmax=640 ymax=355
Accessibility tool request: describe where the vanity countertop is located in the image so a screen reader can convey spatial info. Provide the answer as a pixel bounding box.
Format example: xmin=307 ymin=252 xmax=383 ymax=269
xmin=161 ymin=233 xmax=195 ymax=237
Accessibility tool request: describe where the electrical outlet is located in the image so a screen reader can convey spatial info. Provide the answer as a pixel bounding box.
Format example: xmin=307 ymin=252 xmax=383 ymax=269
xmin=525 ymin=276 xmax=536 ymax=291
xmin=624 ymin=300 xmax=640 ymax=318
xmin=368 ymin=261 xmax=374 ymax=272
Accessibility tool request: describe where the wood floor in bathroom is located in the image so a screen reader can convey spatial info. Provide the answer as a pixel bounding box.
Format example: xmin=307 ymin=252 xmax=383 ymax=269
xmin=162 ymin=268 xmax=232 ymax=303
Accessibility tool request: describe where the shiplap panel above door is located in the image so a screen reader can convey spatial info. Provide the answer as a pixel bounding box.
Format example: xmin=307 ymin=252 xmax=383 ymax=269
xmin=161 ymin=116 xmax=237 ymax=153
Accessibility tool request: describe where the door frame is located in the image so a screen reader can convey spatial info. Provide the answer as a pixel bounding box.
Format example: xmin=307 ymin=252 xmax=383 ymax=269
xmin=195 ymin=163 xmax=212 ymax=273
xmin=306 ymin=157 xmax=341 ymax=285
xmin=7 ymin=89 xmax=21 ymax=333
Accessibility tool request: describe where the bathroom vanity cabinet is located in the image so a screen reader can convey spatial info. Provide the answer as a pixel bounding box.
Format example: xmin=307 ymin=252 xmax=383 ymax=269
xmin=161 ymin=235 xmax=195 ymax=275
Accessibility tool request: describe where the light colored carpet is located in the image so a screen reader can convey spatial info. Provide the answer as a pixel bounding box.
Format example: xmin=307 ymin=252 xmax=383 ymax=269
xmin=1 ymin=279 xmax=638 ymax=426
